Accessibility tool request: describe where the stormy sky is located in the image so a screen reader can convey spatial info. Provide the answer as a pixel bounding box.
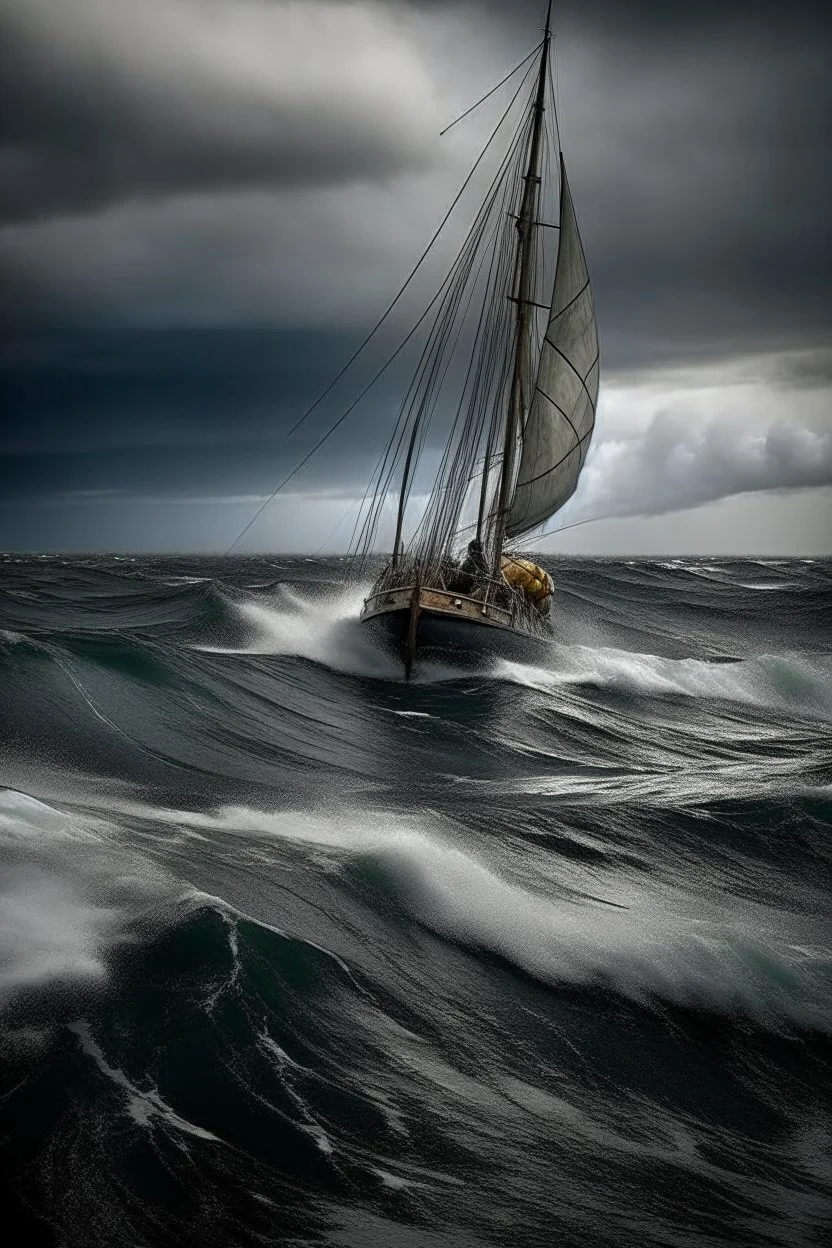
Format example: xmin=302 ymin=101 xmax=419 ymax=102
xmin=1 ymin=0 xmax=830 ymax=554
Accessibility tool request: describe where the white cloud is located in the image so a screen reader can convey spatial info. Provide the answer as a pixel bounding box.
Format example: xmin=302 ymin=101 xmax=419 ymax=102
xmin=544 ymin=350 xmax=832 ymax=550
xmin=576 ymin=416 xmax=832 ymax=521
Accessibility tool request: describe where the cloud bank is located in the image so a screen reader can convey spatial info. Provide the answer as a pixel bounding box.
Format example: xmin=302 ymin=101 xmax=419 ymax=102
xmin=0 ymin=0 xmax=440 ymax=223
xmin=2 ymin=0 xmax=829 ymax=363
xmin=1 ymin=0 xmax=830 ymax=552
xmin=572 ymin=417 xmax=832 ymax=525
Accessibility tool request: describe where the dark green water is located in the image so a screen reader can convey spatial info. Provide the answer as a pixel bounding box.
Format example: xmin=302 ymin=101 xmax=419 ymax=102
xmin=1 ymin=554 xmax=830 ymax=1246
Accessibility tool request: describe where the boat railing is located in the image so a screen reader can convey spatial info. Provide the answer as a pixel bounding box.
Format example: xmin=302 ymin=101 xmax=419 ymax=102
xmin=370 ymin=558 xmax=551 ymax=637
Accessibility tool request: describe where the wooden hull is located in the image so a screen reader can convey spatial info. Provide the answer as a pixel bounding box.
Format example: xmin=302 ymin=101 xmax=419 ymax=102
xmin=360 ymin=584 xmax=552 ymax=671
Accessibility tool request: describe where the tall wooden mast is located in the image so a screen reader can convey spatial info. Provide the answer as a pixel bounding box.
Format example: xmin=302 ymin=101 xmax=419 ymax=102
xmin=490 ymin=0 xmax=552 ymax=574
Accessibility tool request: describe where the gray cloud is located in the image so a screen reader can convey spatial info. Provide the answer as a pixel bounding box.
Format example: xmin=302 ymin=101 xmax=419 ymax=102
xmin=0 ymin=0 xmax=440 ymax=224
xmin=572 ymin=416 xmax=832 ymax=524
xmin=1 ymin=0 xmax=828 ymax=372
xmin=1 ymin=0 xmax=831 ymax=553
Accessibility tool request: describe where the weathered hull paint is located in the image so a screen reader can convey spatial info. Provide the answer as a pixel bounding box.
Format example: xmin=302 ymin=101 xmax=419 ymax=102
xmin=360 ymin=585 xmax=552 ymax=670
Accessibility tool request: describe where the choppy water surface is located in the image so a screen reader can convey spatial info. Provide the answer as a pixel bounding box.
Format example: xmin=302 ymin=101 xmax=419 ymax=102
xmin=1 ymin=554 xmax=830 ymax=1247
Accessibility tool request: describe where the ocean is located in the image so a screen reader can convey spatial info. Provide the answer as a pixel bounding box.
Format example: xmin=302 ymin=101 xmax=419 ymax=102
xmin=1 ymin=553 xmax=830 ymax=1247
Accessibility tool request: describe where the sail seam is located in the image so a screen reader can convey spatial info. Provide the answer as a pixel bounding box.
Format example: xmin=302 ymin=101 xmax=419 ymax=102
xmin=532 ymin=383 xmax=581 ymax=445
xmin=548 ymin=277 xmax=590 ymax=326
xmin=546 ymin=342 xmax=599 ymax=407
xmin=508 ymin=348 xmax=599 ymax=525
xmin=583 ymin=347 xmax=601 ymax=384
xmin=514 ymin=425 xmax=592 ymax=492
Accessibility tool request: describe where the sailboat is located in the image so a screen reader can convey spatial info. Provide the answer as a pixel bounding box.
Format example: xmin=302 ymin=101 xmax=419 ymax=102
xmin=230 ymin=2 xmax=598 ymax=675
xmin=351 ymin=3 xmax=599 ymax=674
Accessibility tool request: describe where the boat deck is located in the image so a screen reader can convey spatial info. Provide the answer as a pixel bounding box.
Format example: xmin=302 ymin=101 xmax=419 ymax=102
xmin=360 ymin=582 xmax=551 ymax=673
xmin=361 ymin=584 xmax=515 ymax=631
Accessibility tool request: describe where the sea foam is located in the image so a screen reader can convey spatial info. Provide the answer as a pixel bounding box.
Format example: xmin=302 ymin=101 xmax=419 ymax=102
xmin=497 ymin=645 xmax=832 ymax=718
xmin=98 ymin=799 xmax=832 ymax=1033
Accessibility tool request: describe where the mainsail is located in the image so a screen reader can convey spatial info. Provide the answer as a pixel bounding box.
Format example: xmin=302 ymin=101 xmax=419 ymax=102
xmin=505 ymin=156 xmax=599 ymax=538
xmin=227 ymin=2 xmax=600 ymax=587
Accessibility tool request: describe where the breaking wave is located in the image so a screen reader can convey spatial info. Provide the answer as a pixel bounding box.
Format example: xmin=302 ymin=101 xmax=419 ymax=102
xmin=498 ymin=645 xmax=832 ymax=717
xmin=2 ymin=553 xmax=831 ymax=1248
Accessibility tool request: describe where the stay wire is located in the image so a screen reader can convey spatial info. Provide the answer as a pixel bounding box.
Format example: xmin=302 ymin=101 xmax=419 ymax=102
xmin=348 ymin=133 xmax=516 ymax=561
xmin=287 ymin=43 xmax=544 ymax=441
xmin=225 ymin=57 xmax=538 ymax=556
xmin=375 ymin=103 xmax=531 ymax=548
xmin=373 ymin=97 xmax=533 ymax=567
xmin=346 ymin=182 xmax=508 ymax=565
xmin=440 ymin=39 xmax=544 ymax=135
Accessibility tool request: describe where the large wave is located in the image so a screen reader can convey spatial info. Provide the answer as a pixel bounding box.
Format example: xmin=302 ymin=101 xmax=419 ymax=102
xmin=35 ymin=794 xmax=828 ymax=1036
xmin=497 ymin=645 xmax=832 ymax=718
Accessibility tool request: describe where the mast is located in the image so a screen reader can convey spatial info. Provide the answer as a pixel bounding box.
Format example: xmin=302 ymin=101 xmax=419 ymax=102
xmin=392 ymin=418 xmax=419 ymax=569
xmin=490 ymin=0 xmax=552 ymax=574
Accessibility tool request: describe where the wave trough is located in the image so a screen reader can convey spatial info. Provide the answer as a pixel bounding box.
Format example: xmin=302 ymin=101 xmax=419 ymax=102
xmin=1 ymin=552 xmax=831 ymax=1248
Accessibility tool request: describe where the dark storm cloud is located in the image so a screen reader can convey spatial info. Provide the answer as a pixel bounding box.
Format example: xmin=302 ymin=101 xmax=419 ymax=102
xmin=0 ymin=0 xmax=437 ymax=224
xmin=5 ymin=0 xmax=826 ymax=223
xmin=0 ymin=327 xmax=415 ymax=502
xmin=1 ymin=0 xmax=830 ymax=553
xmin=406 ymin=0 xmax=832 ymax=363
xmin=410 ymin=0 xmax=830 ymax=41
xmin=772 ymin=350 xmax=832 ymax=391
xmin=2 ymin=0 xmax=829 ymax=367
xmin=560 ymin=3 xmax=831 ymax=366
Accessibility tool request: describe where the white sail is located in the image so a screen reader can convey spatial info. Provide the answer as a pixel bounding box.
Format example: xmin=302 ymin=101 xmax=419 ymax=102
xmin=505 ymin=156 xmax=599 ymax=538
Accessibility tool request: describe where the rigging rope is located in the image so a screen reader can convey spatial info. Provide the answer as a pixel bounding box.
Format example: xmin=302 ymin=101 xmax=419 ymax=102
xmin=439 ymin=39 xmax=544 ymax=135
xmin=350 ymin=97 xmax=535 ymax=569
xmin=225 ymin=53 xmax=541 ymax=555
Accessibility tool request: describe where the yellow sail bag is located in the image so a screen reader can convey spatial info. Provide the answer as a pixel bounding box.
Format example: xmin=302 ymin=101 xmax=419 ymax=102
xmin=500 ymin=556 xmax=553 ymax=602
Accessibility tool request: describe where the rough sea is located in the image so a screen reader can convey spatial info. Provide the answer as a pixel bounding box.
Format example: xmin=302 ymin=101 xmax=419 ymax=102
xmin=1 ymin=553 xmax=830 ymax=1247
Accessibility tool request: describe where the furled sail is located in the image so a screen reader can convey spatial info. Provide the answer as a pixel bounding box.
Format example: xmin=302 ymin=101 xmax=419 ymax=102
xmin=505 ymin=155 xmax=599 ymax=538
